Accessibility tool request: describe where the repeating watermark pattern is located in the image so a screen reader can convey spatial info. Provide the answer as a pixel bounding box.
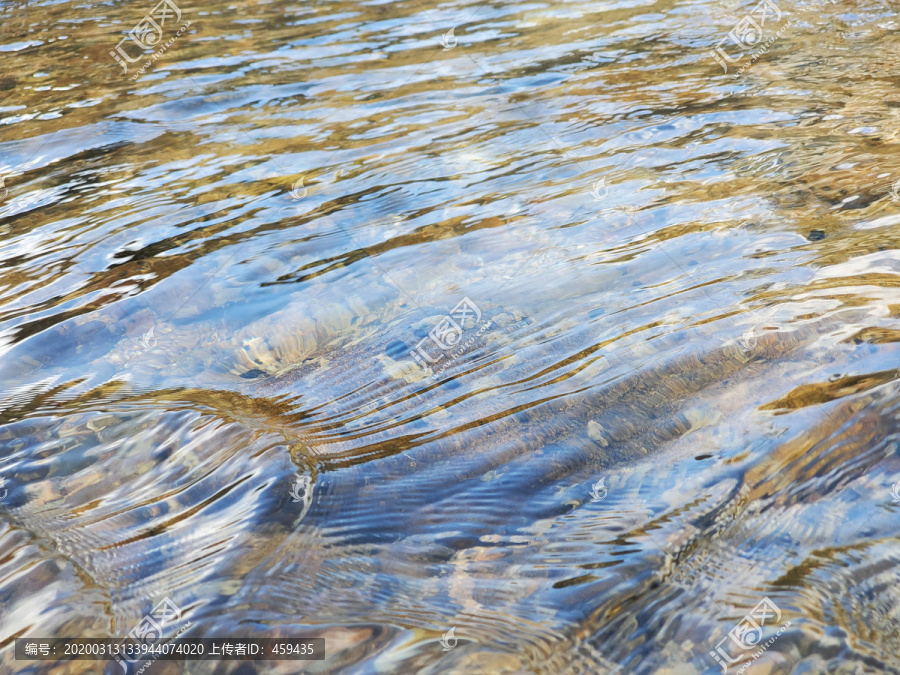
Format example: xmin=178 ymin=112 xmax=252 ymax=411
xmin=127 ymin=20 xmax=192 ymax=81
xmin=588 ymin=176 xmax=645 ymax=217
xmin=439 ymin=627 xmax=457 ymax=651
xmin=139 ymin=327 xmax=158 ymax=353
xmin=409 ymin=298 xmax=491 ymax=375
xmin=124 ymin=326 xmax=159 ymax=362
xmin=286 ymin=472 xmax=314 ymax=523
xmin=710 ymin=597 xmax=789 ymax=673
xmin=440 ymin=28 xmax=457 ymax=50
xmin=590 ymin=477 xmax=608 ymax=502
xmin=591 ymin=178 xmax=608 ymax=202
xmin=109 ymin=0 xmax=190 ymax=77
xmin=289 ymin=474 xmax=312 ymax=503
xmin=290 ymin=177 xmax=307 ymax=201
xmin=736 ymin=327 xmax=759 ymax=352
xmin=711 ymin=0 xmax=785 ymax=76
xmin=890 ymin=480 xmax=900 ymax=503
xmin=114 ymin=597 xmax=192 ymax=674
xmin=429 ymin=318 xmax=494 ymax=380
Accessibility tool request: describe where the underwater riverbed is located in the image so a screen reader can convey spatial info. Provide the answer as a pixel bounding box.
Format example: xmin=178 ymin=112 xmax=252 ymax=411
xmin=2 ymin=0 xmax=900 ymax=672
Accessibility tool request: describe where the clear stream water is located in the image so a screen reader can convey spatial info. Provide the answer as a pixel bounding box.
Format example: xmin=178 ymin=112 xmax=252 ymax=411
xmin=1 ymin=0 xmax=900 ymax=672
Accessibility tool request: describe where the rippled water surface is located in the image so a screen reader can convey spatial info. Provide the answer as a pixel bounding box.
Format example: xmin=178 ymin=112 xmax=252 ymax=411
xmin=2 ymin=0 xmax=900 ymax=672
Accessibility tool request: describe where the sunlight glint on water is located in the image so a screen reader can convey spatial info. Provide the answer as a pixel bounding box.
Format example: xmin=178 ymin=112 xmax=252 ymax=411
xmin=1 ymin=0 xmax=900 ymax=672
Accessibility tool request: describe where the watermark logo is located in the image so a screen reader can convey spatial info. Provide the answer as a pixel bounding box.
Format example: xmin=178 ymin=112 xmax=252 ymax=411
xmin=711 ymin=0 xmax=784 ymax=75
xmin=139 ymin=326 xmax=158 ymax=352
xmin=110 ymin=0 xmax=191 ymax=78
xmin=114 ymin=597 xmax=191 ymax=674
xmin=290 ymin=177 xmax=307 ymax=201
xmin=289 ymin=474 xmax=312 ymax=503
xmin=737 ymin=328 xmax=759 ymax=352
xmin=110 ymin=0 xmax=181 ymax=70
xmin=0 ymin=476 xmax=7 ymax=502
xmin=410 ymin=297 xmax=491 ymax=376
xmin=590 ymin=477 xmax=608 ymax=502
xmin=890 ymin=481 xmax=900 ymax=503
xmin=731 ymin=16 xmax=765 ymax=49
xmin=710 ymin=597 xmax=789 ymax=673
xmin=890 ymin=179 xmax=900 ymax=203
xmin=439 ymin=627 xmax=457 ymax=651
xmin=440 ymin=28 xmax=457 ymax=50
xmin=591 ymin=177 xmax=608 ymax=202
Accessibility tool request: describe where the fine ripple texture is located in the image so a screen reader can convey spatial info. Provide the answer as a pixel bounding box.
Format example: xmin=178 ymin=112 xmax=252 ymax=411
xmin=1 ymin=0 xmax=900 ymax=672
